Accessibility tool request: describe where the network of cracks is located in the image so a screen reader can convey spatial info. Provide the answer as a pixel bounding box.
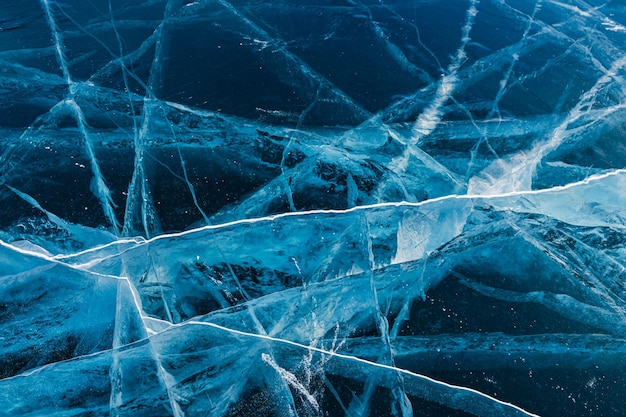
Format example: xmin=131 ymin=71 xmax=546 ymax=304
xmin=1 ymin=0 xmax=626 ymax=416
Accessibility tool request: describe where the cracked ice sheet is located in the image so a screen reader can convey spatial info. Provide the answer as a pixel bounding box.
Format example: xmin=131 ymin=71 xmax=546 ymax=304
xmin=2 ymin=0 xmax=626 ymax=416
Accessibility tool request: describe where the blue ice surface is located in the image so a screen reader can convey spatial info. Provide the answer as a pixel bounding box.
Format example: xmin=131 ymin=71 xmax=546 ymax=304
xmin=1 ymin=0 xmax=626 ymax=416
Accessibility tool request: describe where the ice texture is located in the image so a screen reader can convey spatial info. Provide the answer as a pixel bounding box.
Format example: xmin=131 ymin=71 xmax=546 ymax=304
xmin=1 ymin=0 xmax=626 ymax=416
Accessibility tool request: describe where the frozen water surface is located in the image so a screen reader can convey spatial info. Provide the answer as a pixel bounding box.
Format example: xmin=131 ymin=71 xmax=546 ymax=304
xmin=1 ymin=0 xmax=626 ymax=416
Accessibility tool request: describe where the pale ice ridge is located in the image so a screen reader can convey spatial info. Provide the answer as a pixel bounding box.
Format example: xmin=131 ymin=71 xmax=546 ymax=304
xmin=43 ymin=167 xmax=626 ymax=264
xmin=40 ymin=0 xmax=121 ymax=233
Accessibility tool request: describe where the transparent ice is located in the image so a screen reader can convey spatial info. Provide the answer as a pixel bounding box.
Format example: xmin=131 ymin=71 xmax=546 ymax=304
xmin=1 ymin=0 xmax=626 ymax=416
